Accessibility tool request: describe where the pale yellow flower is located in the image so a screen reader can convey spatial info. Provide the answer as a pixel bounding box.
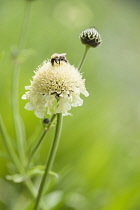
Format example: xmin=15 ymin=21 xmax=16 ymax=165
xmin=22 ymin=54 xmax=89 ymax=118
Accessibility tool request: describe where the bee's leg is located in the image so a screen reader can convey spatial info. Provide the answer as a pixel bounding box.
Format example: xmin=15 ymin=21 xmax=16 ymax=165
xmin=51 ymin=59 xmax=54 ymax=65
xmin=55 ymin=59 xmax=58 ymax=64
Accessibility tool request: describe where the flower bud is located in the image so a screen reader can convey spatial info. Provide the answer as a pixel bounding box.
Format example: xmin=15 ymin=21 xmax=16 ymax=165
xmin=43 ymin=118 xmax=50 ymax=124
xmin=80 ymin=27 xmax=102 ymax=48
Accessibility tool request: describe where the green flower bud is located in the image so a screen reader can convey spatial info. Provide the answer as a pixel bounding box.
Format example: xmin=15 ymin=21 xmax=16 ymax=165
xmin=80 ymin=27 xmax=102 ymax=48
xmin=43 ymin=118 xmax=50 ymax=124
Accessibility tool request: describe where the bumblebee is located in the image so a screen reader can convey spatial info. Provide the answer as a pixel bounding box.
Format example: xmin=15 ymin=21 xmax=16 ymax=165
xmin=51 ymin=53 xmax=67 ymax=66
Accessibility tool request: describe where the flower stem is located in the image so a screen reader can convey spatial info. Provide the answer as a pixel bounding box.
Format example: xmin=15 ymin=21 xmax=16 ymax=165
xmin=25 ymin=179 xmax=45 ymax=210
xmin=78 ymin=45 xmax=90 ymax=71
xmin=25 ymin=179 xmax=37 ymax=198
xmin=27 ymin=114 xmax=57 ymax=168
xmin=0 ymin=115 xmax=22 ymax=172
xmin=11 ymin=1 xmax=32 ymax=167
xmin=18 ymin=1 xmax=32 ymax=49
xmin=34 ymin=113 xmax=63 ymax=210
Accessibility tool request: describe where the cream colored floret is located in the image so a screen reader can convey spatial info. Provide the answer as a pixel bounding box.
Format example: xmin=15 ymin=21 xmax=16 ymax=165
xmin=22 ymin=59 xmax=89 ymax=118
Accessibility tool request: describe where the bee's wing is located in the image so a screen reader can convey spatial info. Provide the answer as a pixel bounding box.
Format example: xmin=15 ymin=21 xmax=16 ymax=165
xmin=60 ymin=53 xmax=66 ymax=56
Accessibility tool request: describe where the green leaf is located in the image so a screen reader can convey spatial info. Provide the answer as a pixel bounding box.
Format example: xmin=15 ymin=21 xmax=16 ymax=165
xmin=27 ymin=165 xmax=59 ymax=179
xmin=6 ymin=165 xmax=58 ymax=183
xmin=6 ymin=174 xmax=26 ymax=183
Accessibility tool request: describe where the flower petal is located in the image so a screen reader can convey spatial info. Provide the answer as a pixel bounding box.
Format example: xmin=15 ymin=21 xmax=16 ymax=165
xmin=34 ymin=110 xmax=45 ymax=118
xmin=24 ymin=102 xmax=35 ymax=111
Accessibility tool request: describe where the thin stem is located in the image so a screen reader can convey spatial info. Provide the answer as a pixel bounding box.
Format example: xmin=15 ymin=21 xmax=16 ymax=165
xmin=25 ymin=179 xmax=37 ymax=198
xmin=78 ymin=45 xmax=90 ymax=71
xmin=34 ymin=113 xmax=63 ymax=210
xmin=18 ymin=1 xmax=32 ymax=49
xmin=25 ymin=180 xmax=45 ymax=210
xmin=27 ymin=114 xmax=57 ymax=168
xmin=12 ymin=1 xmax=32 ymax=167
xmin=0 ymin=115 xmax=23 ymax=172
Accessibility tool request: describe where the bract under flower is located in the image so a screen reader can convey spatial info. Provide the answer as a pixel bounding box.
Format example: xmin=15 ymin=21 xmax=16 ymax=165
xmin=80 ymin=27 xmax=102 ymax=48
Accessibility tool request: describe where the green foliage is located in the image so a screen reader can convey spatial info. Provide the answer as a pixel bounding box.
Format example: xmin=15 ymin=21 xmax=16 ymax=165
xmin=0 ymin=0 xmax=140 ymax=209
xmin=6 ymin=165 xmax=58 ymax=183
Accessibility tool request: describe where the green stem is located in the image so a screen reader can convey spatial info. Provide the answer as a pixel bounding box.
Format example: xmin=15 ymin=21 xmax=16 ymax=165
xmin=18 ymin=1 xmax=32 ymax=49
xmin=27 ymin=114 xmax=57 ymax=168
xmin=12 ymin=1 xmax=32 ymax=167
xmin=25 ymin=179 xmax=37 ymax=198
xmin=78 ymin=45 xmax=90 ymax=71
xmin=34 ymin=113 xmax=63 ymax=210
xmin=25 ymin=180 xmax=45 ymax=210
xmin=0 ymin=115 xmax=23 ymax=172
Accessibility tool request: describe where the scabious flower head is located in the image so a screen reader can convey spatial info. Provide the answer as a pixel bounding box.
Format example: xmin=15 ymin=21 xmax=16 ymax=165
xmin=80 ymin=27 xmax=102 ymax=48
xmin=22 ymin=54 xmax=89 ymax=118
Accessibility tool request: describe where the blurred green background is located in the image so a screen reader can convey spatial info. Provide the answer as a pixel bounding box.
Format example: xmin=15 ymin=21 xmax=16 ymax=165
xmin=0 ymin=0 xmax=140 ymax=209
